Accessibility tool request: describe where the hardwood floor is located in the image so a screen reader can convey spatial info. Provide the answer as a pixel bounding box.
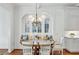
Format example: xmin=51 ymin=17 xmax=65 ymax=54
xmin=9 ymin=49 xmax=23 ymax=55
xmin=9 ymin=49 xmax=62 ymax=55
xmin=1 ymin=49 xmax=79 ymax=55
xmin=9 ymin=49 xmax=79 ymax=55
xmin=63 ymin=49 xmax=79 ymax=55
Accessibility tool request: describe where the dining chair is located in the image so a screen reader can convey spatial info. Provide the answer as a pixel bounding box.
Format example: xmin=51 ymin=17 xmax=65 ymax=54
xmin=53 ymin=37 xmax=64 ymax=55
xmin=22 ymin=45 xmax=32 ymax=55
xmin=40 ymin=45 xmax=50 ymax=55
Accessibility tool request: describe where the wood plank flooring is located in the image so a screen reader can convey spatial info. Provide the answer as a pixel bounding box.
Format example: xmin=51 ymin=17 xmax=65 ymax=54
xmin=1 ymin=49 xmax=79 ymax=55
xmin=9 ymin=49 xmax=79 ymax=55
xmin=63 ymin=49 xmax=79 ymax=55
xmin=9 ymin=49 xmax=62 ymax=55
xmin=9 ymin=49 xmax=23 ymax=55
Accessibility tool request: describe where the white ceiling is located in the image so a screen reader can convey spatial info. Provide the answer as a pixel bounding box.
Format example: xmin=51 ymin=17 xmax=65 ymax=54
xmin=15 ymin=3 xmax=79 ymax=7
xmin=1 ymin=3 xmax=79 ymax=8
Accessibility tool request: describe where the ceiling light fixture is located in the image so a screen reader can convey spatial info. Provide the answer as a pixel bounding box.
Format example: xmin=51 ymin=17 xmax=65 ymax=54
xmin=32 ymin=3 xmax=41 ymax=26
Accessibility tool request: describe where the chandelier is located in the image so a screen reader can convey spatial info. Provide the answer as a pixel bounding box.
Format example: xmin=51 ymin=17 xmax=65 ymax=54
xmin=32 ymin=3 xmax=41 ymax=26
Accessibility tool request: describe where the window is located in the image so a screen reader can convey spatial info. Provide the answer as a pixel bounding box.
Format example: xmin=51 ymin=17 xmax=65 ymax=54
xmin=45 ymin=18 xmax=49 ymax=33
xmin=25 ymin=21 xmax=30 ymax=32
xmin=22 ymin=14 xmax=50 ymax=34
xmin=32 ymin=22 xmax=42 ymax=33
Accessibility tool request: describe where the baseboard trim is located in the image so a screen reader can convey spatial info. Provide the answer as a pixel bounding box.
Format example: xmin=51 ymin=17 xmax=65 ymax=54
xmin=14 ymin=49 xmax=22 ymax=50
xmin=0 ymin=49 xmax=8 ymax=50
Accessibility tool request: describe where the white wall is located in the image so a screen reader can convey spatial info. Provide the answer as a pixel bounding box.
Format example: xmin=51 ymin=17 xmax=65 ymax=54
xmin=9 ymin=6 xmax=15 ymax=52
xmin=53 ymin=7 xmax=64 ymax=43
xmin=63 ymin=7 xmax=79 ymax=49
xmin=14 ymin=5 xmax=64 ymax=49
xmin=64 ymin=7 xmax=79 ymax=31
xmin=0 ymin=6 xmax=10 ymax=48
xmin=0 ymin=4 xmax=15 ymax=52
xmin=14 ymin=6 xmax=21 ymax=49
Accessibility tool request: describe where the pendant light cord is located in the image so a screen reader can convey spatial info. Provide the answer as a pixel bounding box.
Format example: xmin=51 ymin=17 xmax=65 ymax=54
xmin=36 ymin=3 xmax=37 ymax=23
